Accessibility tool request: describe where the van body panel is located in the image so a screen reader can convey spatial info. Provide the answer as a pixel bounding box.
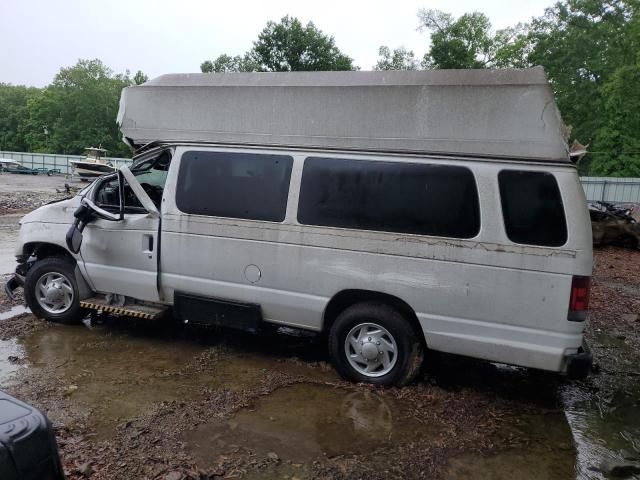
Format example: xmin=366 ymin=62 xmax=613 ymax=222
xmin=152 ymin=145 xmax=593 ymax=373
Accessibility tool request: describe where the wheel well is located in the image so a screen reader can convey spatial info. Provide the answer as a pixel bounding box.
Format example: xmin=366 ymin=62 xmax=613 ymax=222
xmin=24 ymin=242 xmax=74 ymax=263
xmin=322 ymin=290 xmax=424 ymax=340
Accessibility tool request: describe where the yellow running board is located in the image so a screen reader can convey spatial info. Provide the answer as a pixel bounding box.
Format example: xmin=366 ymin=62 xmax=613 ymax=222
xmin=80 ymin=297 xmax=166 ymax=320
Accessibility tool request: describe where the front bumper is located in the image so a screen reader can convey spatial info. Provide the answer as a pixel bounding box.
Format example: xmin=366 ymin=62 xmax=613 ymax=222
xmin=4 ymin=261 xmax=30 ymax=301
xmin=565 ymin=339 xmax=593 ymax=379
xmin=4 ymin=274 xmax=24 ymax=301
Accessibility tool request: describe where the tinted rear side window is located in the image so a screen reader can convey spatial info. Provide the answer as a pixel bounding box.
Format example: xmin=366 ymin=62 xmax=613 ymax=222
xmin=176 ymin=151 xmax=293 ymax=221
xmin=499 ymin=170 xmax=567 ymax=246
xmin=298 ymin=157 xmax=480 ymax=238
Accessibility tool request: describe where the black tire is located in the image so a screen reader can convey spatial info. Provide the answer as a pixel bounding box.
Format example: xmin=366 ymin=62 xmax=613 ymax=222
xmin=328 ymin=302 xmax=424 ymax=387
xmin=24 ymin=256 xmax=86 ymax=324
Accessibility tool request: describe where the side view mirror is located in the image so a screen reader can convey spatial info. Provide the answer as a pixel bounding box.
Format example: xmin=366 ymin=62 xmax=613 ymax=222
xmin=65 ymin=204 xmax=93 ymax=254
xmin=66 ymin=220 xmax=84 ymax=254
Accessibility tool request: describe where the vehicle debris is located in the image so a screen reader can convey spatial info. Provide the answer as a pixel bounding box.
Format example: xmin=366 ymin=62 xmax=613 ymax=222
xmin=590 ymin=201 xmax=640 ymax=249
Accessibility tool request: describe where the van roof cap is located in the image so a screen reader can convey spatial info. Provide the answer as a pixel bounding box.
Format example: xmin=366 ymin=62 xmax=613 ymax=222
xmin=118 ymin=67 xmax=570 ymax=163
xmin=143 ymin=68 xmax=550 ymax=87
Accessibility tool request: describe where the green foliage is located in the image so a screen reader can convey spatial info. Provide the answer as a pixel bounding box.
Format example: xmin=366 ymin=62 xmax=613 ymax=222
xmin=374 ymin=46 xmax=418 ymax=71
xmin=201 ymin=16 xmax=354 ymax=73
xmin=417 ymin=2 xmax=640 ymax=175
xmin=200 ymin=54 xmax=260 ymax=73
xmin=253 ymin=16 xmax=354 ymax=71
xmin=590 ymin=65 xmax=640 ymax=176
xmin=418 ymin=9 xmax=530 ymax=69
xmin=0 ymin=83 xmax=39 ymax=151
xmin=22 ymin=59 xmax=134 ymax=157
xmin=491 ymin=24 xmax=532 ymax=68
xmin=134 ymin=70 xmax=149 ymax=85
xmin=528 ymin=0 xmax=640 ymax=175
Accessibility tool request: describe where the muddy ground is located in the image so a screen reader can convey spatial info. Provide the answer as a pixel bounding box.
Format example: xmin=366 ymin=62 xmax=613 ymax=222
xmin=0 ymin=175 xmax=639 ymax=480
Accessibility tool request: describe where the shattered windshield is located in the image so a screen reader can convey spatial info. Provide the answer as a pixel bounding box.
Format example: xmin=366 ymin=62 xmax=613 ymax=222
xmin=94 ymin=149 xmax=172 ymax=211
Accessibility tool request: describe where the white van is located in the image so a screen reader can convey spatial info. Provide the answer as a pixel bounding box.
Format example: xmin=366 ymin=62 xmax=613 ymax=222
xmin=5 ymin=69 xmax=593 ymax=386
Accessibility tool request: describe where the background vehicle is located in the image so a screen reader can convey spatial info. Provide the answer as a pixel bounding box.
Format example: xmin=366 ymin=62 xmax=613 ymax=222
xmin=6 ymin=69 xmax=593 ymax=386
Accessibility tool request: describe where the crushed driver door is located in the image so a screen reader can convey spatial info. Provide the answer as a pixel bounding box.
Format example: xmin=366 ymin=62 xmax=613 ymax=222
xmin=79 ymin=165 xmax=162 ymax=302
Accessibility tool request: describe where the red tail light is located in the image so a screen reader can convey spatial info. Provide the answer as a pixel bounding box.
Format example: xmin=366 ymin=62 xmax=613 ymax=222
xmin=568 ymin=276 xmax=590 ymax=321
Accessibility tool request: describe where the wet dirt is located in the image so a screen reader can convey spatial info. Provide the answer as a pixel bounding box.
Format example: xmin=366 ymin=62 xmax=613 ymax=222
xmin=186 ymin=382 xmax=443 ymax=465
xmin=0 ymin=311 xmax=577 ymax=480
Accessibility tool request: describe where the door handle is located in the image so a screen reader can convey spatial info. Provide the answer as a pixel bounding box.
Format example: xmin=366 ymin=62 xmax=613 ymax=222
xmin=142 ymin=234 xmax=154 ymax=257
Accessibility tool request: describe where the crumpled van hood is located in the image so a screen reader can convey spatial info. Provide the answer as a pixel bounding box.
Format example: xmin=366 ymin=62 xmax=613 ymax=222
xmin=20 ymin=196 xmax=81 ymax=225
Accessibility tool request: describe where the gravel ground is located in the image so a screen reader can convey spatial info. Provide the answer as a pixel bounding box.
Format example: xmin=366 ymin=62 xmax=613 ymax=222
xmin=0 ymin=173 xmax=78 ymax=215
xmin=589 ymin=247 xmax=640 ymax=350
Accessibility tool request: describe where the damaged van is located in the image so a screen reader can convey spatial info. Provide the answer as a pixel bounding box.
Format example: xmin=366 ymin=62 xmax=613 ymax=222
xmin=5 ymin=68 xmax=593 ymax=386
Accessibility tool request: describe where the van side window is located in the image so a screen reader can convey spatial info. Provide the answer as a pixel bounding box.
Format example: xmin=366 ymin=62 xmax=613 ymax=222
xmin=297 ymin=157 xmax=480 ymax=238
xmin=498 ymin=170 xmax=567 ymax=247
xmin=176 ymin=151 xmax=293 ymax=222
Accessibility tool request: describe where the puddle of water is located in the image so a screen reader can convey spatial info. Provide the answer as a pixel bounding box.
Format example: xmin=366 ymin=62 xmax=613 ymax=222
xmin=0 ymin=338 xmax=24 ymax=385
xmin=562 ymin=333 xmax=640 ymax=479
xmin=185 ymin=383 xmax=441 ymax=466
xmin=0 ymin=305 xmax=29 ymax=320
xmin=11 ymin=324 xmax=295 ymax=438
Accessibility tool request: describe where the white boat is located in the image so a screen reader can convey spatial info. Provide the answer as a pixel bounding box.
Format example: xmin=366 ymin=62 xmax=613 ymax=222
xmin=69 ymin=147 xmax=115 ymax=181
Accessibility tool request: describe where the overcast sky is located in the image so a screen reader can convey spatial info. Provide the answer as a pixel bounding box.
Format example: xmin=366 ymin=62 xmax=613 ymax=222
xmin=1 ymin=0 xmax=555 ymax=87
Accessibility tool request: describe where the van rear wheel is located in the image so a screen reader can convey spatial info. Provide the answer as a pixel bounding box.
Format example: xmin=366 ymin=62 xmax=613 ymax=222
xmin=328 ymin=302 xmax=423 ymax=386
xmin=24 ymin=257 xmax=86 ymax=325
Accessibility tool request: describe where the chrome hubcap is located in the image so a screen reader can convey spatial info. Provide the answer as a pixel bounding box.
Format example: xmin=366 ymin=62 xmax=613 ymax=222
xmin=36 ymin=272 xmax=74 ymax=314
xmin=344 ymin=323 xmax=398 ymax=377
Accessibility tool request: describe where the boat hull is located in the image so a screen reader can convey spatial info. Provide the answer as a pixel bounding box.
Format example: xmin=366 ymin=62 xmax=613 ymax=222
xmin=69 ymin=161 xmax=115 ymax=179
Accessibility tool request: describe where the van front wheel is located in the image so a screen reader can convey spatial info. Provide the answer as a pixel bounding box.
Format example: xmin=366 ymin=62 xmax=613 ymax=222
xmin=24 ymin=257 xmax=85 ymax=325
xmin=328 ymin=302 xmax=423 ymax=386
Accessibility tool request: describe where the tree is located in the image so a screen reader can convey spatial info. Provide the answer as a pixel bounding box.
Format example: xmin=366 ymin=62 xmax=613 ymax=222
xmin=417 ymin=9 xmax=532 ymax=69
xmin=528 ymin=0 xmax=640 ymax=174
xmin=374 ymin=46 xmax=418 ymax=71
xmin=491 ymin=23 xmax=532 ymax=68
xmin=22 ymin=59 xmax=134 ymax=157
xmin=0 ymin=84 xmax=40 ymax=151
xmin=201 ymin=16 xmax=355 ymax=73
xmin=134 ymin=70 xmax=149 ymax=85
xmin=253 ymin=16 xmax=354 ymax=71
xmin=200 ymin=54 xmax=260 ymax=73
xmin=590 ymin=64 xmax=640 ymax=176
